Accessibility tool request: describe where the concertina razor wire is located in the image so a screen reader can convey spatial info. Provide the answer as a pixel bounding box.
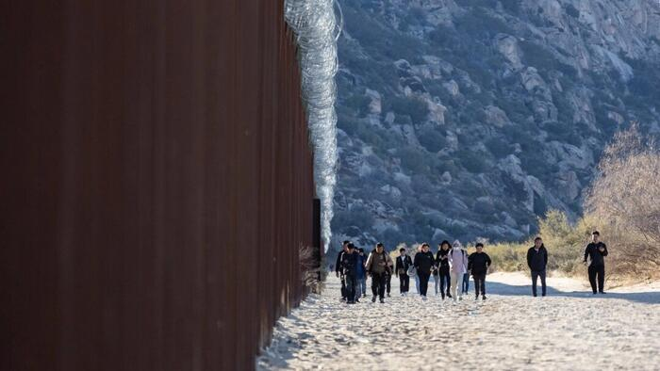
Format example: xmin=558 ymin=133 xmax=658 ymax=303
xmin=285 ymin=0 xmax=343 ymax=251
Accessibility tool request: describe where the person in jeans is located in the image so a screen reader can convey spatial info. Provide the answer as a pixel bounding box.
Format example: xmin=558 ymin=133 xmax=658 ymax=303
xmin=356 ymin=248 xmax=367 ymax=298
xmin=395 ymin=247 xmax=413 ymax=296
xmin=366 ymin=243 xmax=393 ymax=303
xmin=340 ymin=243 xmax=359 ymax=304
xmin=432 ymin=259 xmax=440 ymax=296
xmin=448 ymin=240 xmax=468 ymax=303
xmin=435 ymin=241 xmax=452 ymax=300
xmin=583 ymin=231 xmax=608 ymax=294
xmin=527 ymin=237 xmax=548 ymax=297
xmin=413 ymin=245 xmax=422 ymax=294
xmin=413 ymin=243 xmax=435 ymax=300
xmin=334 ymin=240 xmax=350 ymax=302
xmin=385 ymin=248 xmax=394 ymax=297
xmin=468 ymin=243 xmax=492 ymax=300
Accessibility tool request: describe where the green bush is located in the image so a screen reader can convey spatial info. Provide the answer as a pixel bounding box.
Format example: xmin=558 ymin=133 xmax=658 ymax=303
xmin=386 ymin=96 xmax=429 ymax=125
xmin=418 ymin=127 xmax=447 ymax=152
xmin=457 ymin=149 xmax=489 ymax=173
xmin=485 ymin=136 xmax=512 ymax=159
xmin=487 ymin=210 xmax=597 ymax=273
xmin=566 ymin=4 xmax=580 ymax=18
xmin=396 ymin=146 xmax=430 ymax=175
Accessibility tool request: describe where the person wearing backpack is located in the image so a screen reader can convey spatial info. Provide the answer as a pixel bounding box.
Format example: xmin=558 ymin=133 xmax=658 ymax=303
xmin=413 ymin=243 xmax=435 ymax=300
xmin=366 ymin=243 xmax=393 ymax=303
xmin=468 ymin=243 xmax=492 ymax=301
xmin=527 ymin=237 xmax=548 ymax=297
xmin=448 ymin=240 xmax=468 ymax=303
xmin=436 ymin=241 xmax=452 ymax=300
xmin=395 ymin=247 xmax=413 ymax=296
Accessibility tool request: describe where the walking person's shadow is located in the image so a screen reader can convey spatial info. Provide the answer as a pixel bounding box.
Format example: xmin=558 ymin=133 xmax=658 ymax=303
xmin=485 ymin=280 xmax=660 ymax=304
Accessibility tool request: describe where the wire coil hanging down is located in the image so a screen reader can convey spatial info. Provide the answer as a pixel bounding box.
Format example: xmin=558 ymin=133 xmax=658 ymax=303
xmin=285 ymin=0 xmax=342 ymax=251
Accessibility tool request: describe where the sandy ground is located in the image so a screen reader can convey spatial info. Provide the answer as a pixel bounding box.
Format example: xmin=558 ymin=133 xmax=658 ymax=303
xmin=257 ymin=272 xmax=660 ymax=370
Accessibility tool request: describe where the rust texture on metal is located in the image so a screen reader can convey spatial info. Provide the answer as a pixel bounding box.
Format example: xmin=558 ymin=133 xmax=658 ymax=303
xmin=0 ymin=1 xmax=316 ymax=370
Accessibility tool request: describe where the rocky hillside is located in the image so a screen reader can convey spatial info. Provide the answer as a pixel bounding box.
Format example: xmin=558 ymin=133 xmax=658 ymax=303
xmin=330 ymin=0 xmax=660 ymax=250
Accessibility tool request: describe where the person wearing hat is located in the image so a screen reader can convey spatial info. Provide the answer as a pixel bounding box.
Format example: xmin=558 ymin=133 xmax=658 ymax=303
xmin=527 ymin=237 xmax=548 ymax=297
xmin=583 ymin=231 xmax=608 ymax=294
xmin=468 ymin=243 xmax=492 ymax=300
xmin=366 ymin=243 xmax=393 ymax=303
xmin=340 ymin=243 xmax=359 ymax=304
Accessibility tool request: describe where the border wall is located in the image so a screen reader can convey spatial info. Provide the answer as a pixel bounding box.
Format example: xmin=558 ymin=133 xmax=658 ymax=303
xmin=0 ymin=1 xmax=316 ymax=370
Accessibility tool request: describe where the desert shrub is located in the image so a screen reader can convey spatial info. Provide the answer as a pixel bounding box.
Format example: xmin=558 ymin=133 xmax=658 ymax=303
xmin=485 ymin=210 xmax=596 ymax=274
xmin=566 ymin=4 xmax=580 ymax=18
xmin=485 ymin=136 xmax=511 ymax=159
xmin=386 ymin=96 xmax=429 ymax=125
xmin=418 ymin=127 xmax=448 ymax=152
xmin=457 ymin=149 xmax=489 ymax=173
xmin=585 ymin=124 xmax=660 ymax=280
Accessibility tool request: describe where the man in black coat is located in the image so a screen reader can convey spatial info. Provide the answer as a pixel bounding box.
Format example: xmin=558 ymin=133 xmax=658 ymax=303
xmin=468 ymin=243 xmax=492 ymax=300
xmin=527 ymin=237 xmax=548 ymax=297
xmin=335 ymin=241 xmax=350 ymax=301
xmin=395 ymin=247 xmax=413 ymax=295
xmin=583 ymin=231 xmax=609 ymax=294
xmin=341 ymin=243 xmax=359 ymax=304
xmin=413 ymin=243 xmax=435 ymax=300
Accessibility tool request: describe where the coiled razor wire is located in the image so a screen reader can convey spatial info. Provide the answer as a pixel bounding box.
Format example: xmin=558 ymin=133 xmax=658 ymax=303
xmin=285 ymin=0 xmax=342 ymax=251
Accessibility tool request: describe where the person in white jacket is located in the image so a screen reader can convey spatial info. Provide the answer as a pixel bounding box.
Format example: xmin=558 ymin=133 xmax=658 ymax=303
xmin=448 ymin=240 xmax=468 ymax=302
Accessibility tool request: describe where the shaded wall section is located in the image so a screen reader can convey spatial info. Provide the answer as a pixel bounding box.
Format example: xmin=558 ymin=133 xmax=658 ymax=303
xmin=0 ymin=1 xmax=316 ymax=370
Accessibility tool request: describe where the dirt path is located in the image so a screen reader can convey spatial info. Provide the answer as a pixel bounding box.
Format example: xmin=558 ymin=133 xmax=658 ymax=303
xmin=258 ymin=272 xmax=660 ymax=370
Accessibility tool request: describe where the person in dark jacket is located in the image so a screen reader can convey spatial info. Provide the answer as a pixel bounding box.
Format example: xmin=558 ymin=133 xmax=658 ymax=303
xmin=583 ymin=231 xmax=608 ymax=294
xmin=366 ymin=243 xmax=394 ymax=303
xmin=395 ymin=247 xmax=413 ymax=295
xmin=341 ymin=243 xmax=359 ymax=304
xmin=468 ymin=243 xmax=492 ymax=300
xmin=436 ymin=241 xmax=452 ymax=300
xmin=527 ymin=237 xmax=548 ymax=297
xmin=335 ymin=240 xmax=350 ymax=302
xmin=356 ymin=248 xmax=367 ymax=298
xmin=414 ymin=243 xmax=435 ymax=300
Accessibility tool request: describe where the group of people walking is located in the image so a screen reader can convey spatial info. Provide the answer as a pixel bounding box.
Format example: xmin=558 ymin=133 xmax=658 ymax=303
xmin=335 ymin=230 xmax=609 ymax=303
xmin=335 ymin=239 xmax=493 ymax=304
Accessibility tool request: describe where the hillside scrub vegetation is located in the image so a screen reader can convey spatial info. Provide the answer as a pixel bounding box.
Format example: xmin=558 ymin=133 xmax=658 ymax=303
xmin=486 ymin=125 xmax=660 ymax=282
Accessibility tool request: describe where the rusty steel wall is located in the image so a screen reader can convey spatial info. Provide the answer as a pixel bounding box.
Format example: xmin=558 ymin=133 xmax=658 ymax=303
xmin=0 ymin=1 xmax=315 ymax=370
